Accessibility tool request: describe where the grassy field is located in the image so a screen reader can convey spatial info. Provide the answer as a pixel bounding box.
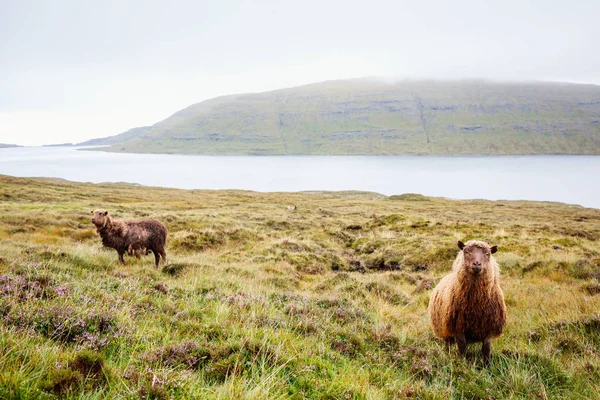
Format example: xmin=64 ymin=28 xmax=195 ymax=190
xmin=84 ymin=79 xmax=600 ymax=156
xmin=0 ymin=174 xmax=599 ymax=399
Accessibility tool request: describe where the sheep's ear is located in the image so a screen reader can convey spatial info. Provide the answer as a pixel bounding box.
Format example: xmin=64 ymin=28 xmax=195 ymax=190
xmin=458 ymin=241 xmax=465 ymax=250
xmin=103 ymin=211 xmax=109 ymax=216
xmin=90 ymin=210 xmax=94 ymax=215
xmin=490 ymin=245 xmax=498 ymax=254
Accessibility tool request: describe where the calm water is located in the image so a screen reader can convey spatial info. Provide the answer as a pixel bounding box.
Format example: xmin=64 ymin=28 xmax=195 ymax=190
xmin=1 ymin=146 xmax=599 ymax=208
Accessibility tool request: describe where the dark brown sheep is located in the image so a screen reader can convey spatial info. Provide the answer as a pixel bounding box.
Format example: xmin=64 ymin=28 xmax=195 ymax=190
xmin=428 ymin=240 xmax=506 ymax=363
xmin=91 ymin=210 xmax=167 ymax=268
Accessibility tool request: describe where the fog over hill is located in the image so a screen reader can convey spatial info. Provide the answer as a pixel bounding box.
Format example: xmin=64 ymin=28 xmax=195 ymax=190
xmin=83 ymin=79 xmax=600 ymax=155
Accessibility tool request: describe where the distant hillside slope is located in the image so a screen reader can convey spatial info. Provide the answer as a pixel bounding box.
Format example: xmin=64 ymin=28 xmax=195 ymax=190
xmin=0 ymin=143 xmax=20 ymax=148
xmin=83 ymin=79 xmax=600 ymax=155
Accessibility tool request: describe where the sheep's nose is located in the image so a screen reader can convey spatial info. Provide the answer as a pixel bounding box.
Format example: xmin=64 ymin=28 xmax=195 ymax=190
xmin=472 ymin=264 xmax=482 ymax=273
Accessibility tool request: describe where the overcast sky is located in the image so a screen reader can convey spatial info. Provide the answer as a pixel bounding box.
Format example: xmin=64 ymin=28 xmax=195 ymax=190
xmin=1 ymin=0 xmax=599 ymax=146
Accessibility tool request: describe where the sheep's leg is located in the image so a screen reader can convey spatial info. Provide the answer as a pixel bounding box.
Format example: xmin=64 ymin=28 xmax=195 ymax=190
xmin=160 ymin=249 xmax=167 ymax=265
xmin=118 ymin=251 xmax=126 ymax=265
xmin=455 ymin=333 xmax=467 ymax=358
xmin=445 ymin=337 xmax=455 ymax=351
xmin=152 ymin=250 xmax=160 ymax=268
xmin=482 ymin=339 xmax=492 ymax=364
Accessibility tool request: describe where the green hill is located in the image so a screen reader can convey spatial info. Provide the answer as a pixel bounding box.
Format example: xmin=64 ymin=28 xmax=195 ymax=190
xmin=83 ymin=79 xmax=600 ymax=155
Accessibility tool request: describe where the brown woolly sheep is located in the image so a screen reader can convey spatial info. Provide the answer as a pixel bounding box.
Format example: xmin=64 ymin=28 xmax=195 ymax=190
xmin=428 ymin=240 xmax=506 ymax=363
xmin=91 ymin=210 xmax=167 ymax=268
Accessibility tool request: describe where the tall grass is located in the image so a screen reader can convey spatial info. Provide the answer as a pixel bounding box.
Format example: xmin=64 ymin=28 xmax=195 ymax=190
xmin=0 ymin=174 xmax=599 ymax=399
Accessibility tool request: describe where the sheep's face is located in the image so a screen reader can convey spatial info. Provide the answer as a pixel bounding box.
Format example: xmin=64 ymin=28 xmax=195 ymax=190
xmin=91 ymin=210 xmax=109 ymax=228
xmin=458 ymin=240 xmax=498 ymax=275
